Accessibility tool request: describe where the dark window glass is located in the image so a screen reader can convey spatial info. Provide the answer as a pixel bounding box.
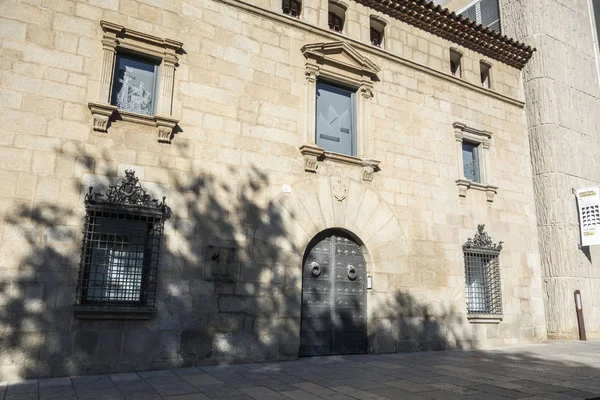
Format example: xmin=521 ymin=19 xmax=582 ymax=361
xmin=316 ymin=82 xmax=355 ymax=156
xmin=111 ymin=54 xmax=159 ymax=116
xmin=593 ymin=0 xmax=600 ymax=50
xmin=328 ymin=4 xmax=344 ymax=32
xmin=480 ymin=62 xmax=491 ymax=88
xmin=462 ymin=142 xmax=480 ymax=182
xmin=282 ymin=0 xmax=301 ymax=17
xmin=450 ymin=50 xmax=462 ymax=77
xmin=370 ymin=27 xmax=382 ymax=47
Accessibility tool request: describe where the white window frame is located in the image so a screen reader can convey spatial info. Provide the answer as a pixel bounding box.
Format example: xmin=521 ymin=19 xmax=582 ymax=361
xmin=454 ymin=122 xmax=498 ymax=202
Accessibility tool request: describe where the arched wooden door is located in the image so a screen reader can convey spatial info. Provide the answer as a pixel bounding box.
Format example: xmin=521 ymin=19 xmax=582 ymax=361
xmin=299 ymin=231 xmax=367 ymax=356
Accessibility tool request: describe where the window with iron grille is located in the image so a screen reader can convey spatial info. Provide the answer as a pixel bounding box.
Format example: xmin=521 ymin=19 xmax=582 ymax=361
xmin=282 ymin=0 xmax=301 ymax=18
xmin=75 ymin=170 xmax=170 ymax=315
xmin=463 ymin=225 xmax=503 ymax=316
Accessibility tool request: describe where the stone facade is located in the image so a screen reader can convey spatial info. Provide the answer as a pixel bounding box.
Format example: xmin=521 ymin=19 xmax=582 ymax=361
xmin=0 ymin=0 xmax=546 ymax=379
xmin=499 ymin=0 xmax=600 ymax=340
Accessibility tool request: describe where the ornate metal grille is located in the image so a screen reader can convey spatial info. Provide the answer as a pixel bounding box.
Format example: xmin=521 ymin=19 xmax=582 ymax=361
xmin=463 ymin=225 xmax=503 ymax=315
xmin=76 ymin=171 xmax=170 ymax=307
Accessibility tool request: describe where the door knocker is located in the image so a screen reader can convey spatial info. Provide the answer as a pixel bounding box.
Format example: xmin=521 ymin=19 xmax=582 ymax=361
xmin=346 ymin=264 xmax=357 ymax=280
xmin=310 ymin=261 xmax=321 ymax=277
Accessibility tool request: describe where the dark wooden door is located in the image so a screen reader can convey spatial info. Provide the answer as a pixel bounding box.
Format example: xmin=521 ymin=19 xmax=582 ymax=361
xmin=299 ymin=233 xmax=367 ymax=356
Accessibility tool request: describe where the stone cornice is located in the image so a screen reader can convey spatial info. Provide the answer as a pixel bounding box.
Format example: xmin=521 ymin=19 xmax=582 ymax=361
xmin=354 ymin=0 xmax=534 ymax=69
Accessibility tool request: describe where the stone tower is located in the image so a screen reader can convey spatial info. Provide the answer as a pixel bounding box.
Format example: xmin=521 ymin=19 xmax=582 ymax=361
xmin=502 ymin=0 xmax=600 ymax=339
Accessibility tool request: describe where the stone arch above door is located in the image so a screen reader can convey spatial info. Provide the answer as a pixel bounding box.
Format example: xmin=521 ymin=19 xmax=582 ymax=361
xmin=253 ymin=175 xmax=408 ymax=275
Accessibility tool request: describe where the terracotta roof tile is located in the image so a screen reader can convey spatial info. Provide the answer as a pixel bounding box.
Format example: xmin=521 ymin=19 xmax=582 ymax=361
xmin=356 ymin=0 xmax=535 ymax=69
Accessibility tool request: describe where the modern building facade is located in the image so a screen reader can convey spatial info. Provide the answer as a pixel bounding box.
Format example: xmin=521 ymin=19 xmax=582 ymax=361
xmin=0 ymin=0 xmax=547 ymax=379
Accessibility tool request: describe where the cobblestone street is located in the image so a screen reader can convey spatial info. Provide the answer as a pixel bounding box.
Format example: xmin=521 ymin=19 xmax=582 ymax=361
xmin=2 ymin=341 xmax=600 ymax=400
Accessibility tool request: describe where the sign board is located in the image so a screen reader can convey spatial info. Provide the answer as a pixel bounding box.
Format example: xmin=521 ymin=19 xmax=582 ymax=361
xmin=575 ymin=187 xmax=600 ymax=246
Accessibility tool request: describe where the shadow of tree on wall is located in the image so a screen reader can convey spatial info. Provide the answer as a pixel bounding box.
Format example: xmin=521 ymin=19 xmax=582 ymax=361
xmin=0 ymin=140 xmax=477 ymax=380
xmin=368 ymin=291 xmax=464 ymax=355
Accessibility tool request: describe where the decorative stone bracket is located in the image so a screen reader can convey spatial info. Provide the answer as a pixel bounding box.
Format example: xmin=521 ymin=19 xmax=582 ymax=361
xmin=456 ymin=179 xmax=498 ymax=202
xmin=88 ymin=21 xmax=182 ymax=143
xmin=300 ymin=143 xmax=381 ymax=181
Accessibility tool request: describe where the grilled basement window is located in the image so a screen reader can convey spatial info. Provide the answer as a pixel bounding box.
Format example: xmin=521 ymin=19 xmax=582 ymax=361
xmin=463 ymin=225 xmax=503 ymax=321
xmin=282 ymin=0 xmax=301 ymax=18
xmin=370 ymin=17 xmax=385 ymax=48
xmin=480 ymin=61 xmax=491 ymax=88
xmin=75 ymin=170 xmax=170 ymax=319
xmin=328 ymin=2 xmax=346 ymax=33
xmin=111 ymin=53 xmax=160 ymax=116
xmin=450 ymin=49 xmax=462 ymax=78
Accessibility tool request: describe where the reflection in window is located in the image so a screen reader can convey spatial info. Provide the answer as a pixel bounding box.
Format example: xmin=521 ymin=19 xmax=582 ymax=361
xmin=111 ymin=54 xmax=159 ymax=116
xmin=462 ymin=141 xmax=480 ymax=183
xmin=316 ymin=82 xmax=356 ymax=156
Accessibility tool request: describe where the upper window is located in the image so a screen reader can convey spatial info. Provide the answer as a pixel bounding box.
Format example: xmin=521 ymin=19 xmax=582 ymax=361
xmin=282 ymin=0 xmax=301 ymax=18
xmin=480 ymin=61 xmax=491 ymax=88
xmin=316 ymin=82 xmax=356 ymax=156
xmin=328 ymin=2 xmax=346 ymax=33
xmin=111 ymin=54 xmax=159 ymax=116
xmin=450 ymin=49 xmax=462 ymax=78
xmin=75 ymin=171 xmax=170 ymax=318
xmin=462 ymin=141 xmax=480 ymax=183
xmin=370 ymin=17 xmax=385 ymax=48
xmin=458 ymin=0 xmax=501 ymax=33
xmin=463 ymin=225 xmax=503 ymax=320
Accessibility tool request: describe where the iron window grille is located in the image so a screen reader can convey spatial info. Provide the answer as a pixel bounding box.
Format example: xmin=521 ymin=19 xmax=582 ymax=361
xmin=76 ymin=170 xmax=170 ymax=309
xmin=282 ymin=0 xmax=301 ymax=18
xmin=463 ymin=225 xmax=503 ymax=315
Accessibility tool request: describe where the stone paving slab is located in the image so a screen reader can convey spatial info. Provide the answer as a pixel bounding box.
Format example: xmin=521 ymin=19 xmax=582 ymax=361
xmin=2 ymin=341 xmax=600 ymax=400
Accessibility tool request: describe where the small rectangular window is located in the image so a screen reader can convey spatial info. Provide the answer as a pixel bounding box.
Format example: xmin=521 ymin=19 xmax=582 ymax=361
xmin=450 ymin=49 xmax=462 ymax=78
xmin=462 ymin=141 xmax=480 ymax=182
xmin=111 ymin=54 xmax=159 ymax=116
xmin=316 ymin=82 xmax=356 ymax=156
xmin=328 ymin=3 xmax=345 ymax=33
xmin=370 ymin=17 xmax=385 ymax=48
xmin=480 ymin=61 xmax=491 ymax=88
xmin=282 ymin=0 xmax=301 ymax=18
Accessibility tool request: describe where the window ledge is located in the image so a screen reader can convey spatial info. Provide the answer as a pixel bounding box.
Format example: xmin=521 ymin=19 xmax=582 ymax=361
xmin=467 ymin=314 xmax=503 ymax=324
xmin=88 ymin=102 xmax=178 ymax=143
xmin=73 ymin=305 xmax=155 ymax=320
xmin=300 ymin=143 xmax=380 ymax=181
xmin=456 ymin=178 xmax=498 ymax=202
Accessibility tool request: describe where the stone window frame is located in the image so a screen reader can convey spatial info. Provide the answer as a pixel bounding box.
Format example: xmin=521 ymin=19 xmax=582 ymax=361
xmin=480 ymin=60 xmax=493 ymax=89
xmin=300 ymin=41 xmax=381 ymax=181
xmin=449 ymin=47 xmax=463 ymax=78
xmin=369 ymin=15 xmax=387 ymax=48
xmin=88 ymin=20 xmax=183 ymax=143
xmin=454 ymin=122 xmax=498 ymax=202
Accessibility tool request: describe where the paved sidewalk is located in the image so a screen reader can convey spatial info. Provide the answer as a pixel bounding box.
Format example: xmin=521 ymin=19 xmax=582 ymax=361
xmin=2 ymin=341 xmax=600 ymax=400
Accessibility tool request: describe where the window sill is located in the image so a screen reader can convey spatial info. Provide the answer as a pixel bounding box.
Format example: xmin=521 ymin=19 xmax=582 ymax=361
xmin=456 ymin=178 xmax=498 ymax=202
xmin=300 ymin=143 xmax=380 ymax=181
xmin=467 ymin=314 xmax=503 ymax=324
xmin=88 ymin=101 xmax=178 ymax=144
xmin=73 ymin=305 xmax=155 ymax=320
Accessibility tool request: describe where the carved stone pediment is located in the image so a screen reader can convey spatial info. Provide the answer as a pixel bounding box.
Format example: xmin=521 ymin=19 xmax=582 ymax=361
xmin=301 ymin=41 xmax=380 ymax=82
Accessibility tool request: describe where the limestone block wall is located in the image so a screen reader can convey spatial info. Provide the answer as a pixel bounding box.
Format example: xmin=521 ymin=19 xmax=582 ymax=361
xmin=0 ymin=0 xmax=545 ymax=379
xmin=502 ymin=0 xmax=600 ymax=340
